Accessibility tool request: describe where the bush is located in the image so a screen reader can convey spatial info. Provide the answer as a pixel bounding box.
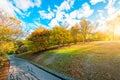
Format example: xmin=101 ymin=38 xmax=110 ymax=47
xmin=0 ymin=57 xmax=7 ymax=67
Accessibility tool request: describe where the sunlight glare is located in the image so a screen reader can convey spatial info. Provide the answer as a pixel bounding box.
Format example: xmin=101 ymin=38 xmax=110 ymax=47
xmin=114 ymin=26 xmax=120 ymax=35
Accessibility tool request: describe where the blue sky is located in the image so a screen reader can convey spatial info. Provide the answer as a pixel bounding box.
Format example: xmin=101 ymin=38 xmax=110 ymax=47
xmin=0 ymin=0 xmax=120 ymax=32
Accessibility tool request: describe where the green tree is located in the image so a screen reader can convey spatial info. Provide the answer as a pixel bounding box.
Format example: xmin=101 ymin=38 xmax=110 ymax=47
xmin=50 ymin=26 xmax=72 ymax=47
xmin=15 ymin=40 xmax=28 ymax=54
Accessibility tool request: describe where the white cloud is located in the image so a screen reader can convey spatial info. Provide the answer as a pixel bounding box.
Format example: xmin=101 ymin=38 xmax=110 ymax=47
xmin=106 ymin=0 xmax=116 ymax=7
xmin=0 ymin=0 xmax=21 ymax=16
xmin=95 ymin=0 xmax=120 ymax=32
xmin=49 ymin=2 xmax=94 ymax=28
xmin=105 ymin=0 xmax=117 ymax=15
xmin=107 ymin=9 xmax=120 ymax=20
xmin=48 ymin=0 xmax=76 ymax=27
xmin=63 ymin=13 xmax=80 ymax=28
xmin=49 ymin=11 xmax=79 ymax=28
xmin=59 ymin=1 xmax=71 ymax=11
xmin=97 ymin=10 xmax=105 ymax=20
xmin=49 ymin=11 xmax=66 ymax=27
xmin=49 ymin=18 xmax=59 ymax=28
xmin=90 ymin=0 xmax=106 ymax=5
xmin=34 ymin=0 xmax=41 ymax=7
xmin=119 ymin=1 xmax=120 ymax=4
xmin=0 ymin=0 xmax=39 ymax=17
xmin=103 ymin=0 xmax=120 ymax=22
xmin=95 ymin=21 xmax=107 ymax=31
xmin=13 ymin=0 xmax=34 ymax=11
xmin=39 ymin=8 xmax=54 ymax=20
xmin=13 ymin=0 xmax=41 ymax=11
xmin=13 ymin=7 xmax=23 ymax=15
xmin=70 ymin=11 xmax=78 ymax=18
xmin=95 ymin=10 xmax=107 ymax=32
xmin=56 ymin=11 xmax=65 ymax=21
xmin=21 ymin=12 xmax=32 ymax=18
xmin=48 ymin=8 xmax=66 ymax=27
xmin=55 ymin=0 xmax=75 ymax=11
xmin=64 ymin=18 xmax=79 ymax=29
xmin=22 ymin=21 xmax=38 ymax=33
xmin=82 ymin=3 xmax=94 ymax=17
xmin=70 ymin=3 xmax=94 ymax=19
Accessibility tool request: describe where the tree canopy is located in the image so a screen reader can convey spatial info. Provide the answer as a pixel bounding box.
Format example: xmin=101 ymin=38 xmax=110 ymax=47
xmin=0 ymin=11 xmax=23 ymax=57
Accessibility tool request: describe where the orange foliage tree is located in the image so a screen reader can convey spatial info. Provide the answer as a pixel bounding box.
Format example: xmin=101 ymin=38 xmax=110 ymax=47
xmin=27 ymin=27 xmax=50 ymax=52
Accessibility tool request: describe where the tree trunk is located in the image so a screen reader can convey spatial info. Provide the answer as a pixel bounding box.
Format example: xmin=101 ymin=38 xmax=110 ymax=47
xmin=83 ymin=35 xmax=86 ymax=44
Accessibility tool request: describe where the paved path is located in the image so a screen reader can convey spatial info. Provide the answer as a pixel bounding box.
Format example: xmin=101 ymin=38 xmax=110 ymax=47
xmin=6 ymin=55 xmax=62 ymax=80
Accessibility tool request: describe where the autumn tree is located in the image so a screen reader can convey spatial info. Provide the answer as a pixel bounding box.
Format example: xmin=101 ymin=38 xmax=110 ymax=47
xmin=0 ymin=10 xmax=22 ymax=57
xmin=0 ymin=10 xmax=23 ymax=38
xmin=70 ymin=24 xmax=80 ymax=44
xmin=27 ymin=27 xmax=50 ymax=52
xmin=80 ymin=19 xmax=89 ymax=44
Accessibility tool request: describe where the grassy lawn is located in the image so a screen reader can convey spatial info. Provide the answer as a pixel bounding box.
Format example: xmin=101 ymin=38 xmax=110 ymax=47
xmin=17 ymin=41 xmax=120 ymax=80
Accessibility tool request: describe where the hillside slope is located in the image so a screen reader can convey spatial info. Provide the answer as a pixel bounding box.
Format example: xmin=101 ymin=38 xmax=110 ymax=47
xmin=18 ymin=41 xmax=120 ymax=80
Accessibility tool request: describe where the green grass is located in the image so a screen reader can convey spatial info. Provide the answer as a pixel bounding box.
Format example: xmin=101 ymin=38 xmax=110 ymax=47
xmin=17 ymin=41 xmax=120 ymax=80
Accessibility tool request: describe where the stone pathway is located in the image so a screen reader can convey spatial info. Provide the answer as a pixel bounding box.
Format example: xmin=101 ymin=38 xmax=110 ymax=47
xmin=6 ymin=55 xmax=62 ymax=80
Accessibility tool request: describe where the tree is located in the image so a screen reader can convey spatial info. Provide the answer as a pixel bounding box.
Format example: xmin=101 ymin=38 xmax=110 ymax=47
xmin=0 ymin=10 xmax=23 ymax=57
xmin=0 ymin=10 xmax=23 ymax=40
xmin=70 ymin=24 xmax=80 ymax=44
xmin=50 ymin=26 xmax=72 ymax=47
xmin=92 ymin=31 xmax=109 ymax=41
xmin=15 ymin=40 xmax=28 ymax=54
xmin=80 ymin=19 xmax=89 ymax=44
xmin=27 ymin=27 xmax=50 ymax=52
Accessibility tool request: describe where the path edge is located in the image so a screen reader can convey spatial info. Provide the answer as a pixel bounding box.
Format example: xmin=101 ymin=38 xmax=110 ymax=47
xmin=15 ymin=56 xmax=74 ymax=80
xmin=29 ymin=61 xmax=74 ymax=80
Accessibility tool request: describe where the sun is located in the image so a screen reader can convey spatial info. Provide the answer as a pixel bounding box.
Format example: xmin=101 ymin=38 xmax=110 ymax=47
xmin=114 ymin=26 xmax=120 ymax=35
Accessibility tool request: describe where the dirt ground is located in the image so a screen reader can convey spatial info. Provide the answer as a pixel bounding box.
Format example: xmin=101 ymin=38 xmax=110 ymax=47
xmin=0 ymin=61 xmax=9 ymax=80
